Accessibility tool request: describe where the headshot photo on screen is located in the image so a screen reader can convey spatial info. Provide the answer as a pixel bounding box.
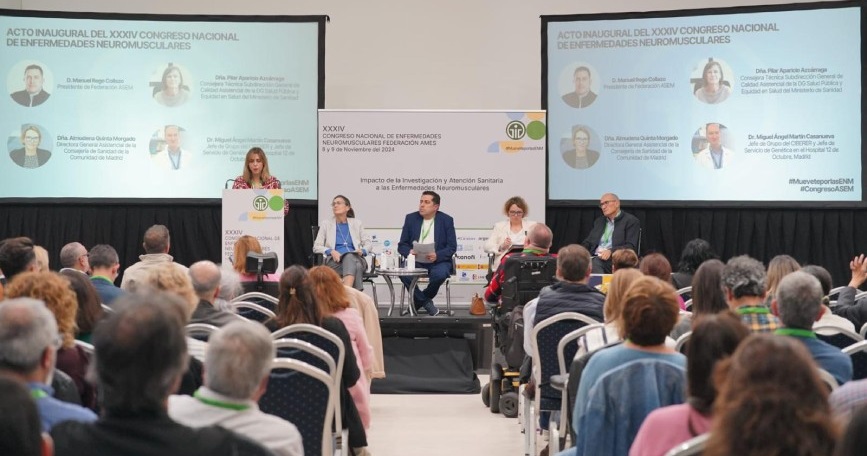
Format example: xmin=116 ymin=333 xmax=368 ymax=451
xmin=8 ymin=124 xmax=52 ymax=168
xmin=692 ymin=58 xmax=733 ymax=105
xmin=152 ymin=63 xmax=191 ymax=107
xmin=148 ymin=125 xmax=190 ymax=170
xmin=560 ymin=125 xmax=600 ymax=169
xmin=7 ymin=62 xmax=52 ymax=107
xmin=692 ymin=122 xmax=734 ymax=170
xmin=560 ymin=63 xmax=598 ymax=109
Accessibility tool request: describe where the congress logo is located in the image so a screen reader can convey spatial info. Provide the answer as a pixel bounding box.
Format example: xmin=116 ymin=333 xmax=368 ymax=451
xmin=252 ymin=195 xmax=269 ymax=211
xmin=506 ymin=121 xmax=526 ymax=140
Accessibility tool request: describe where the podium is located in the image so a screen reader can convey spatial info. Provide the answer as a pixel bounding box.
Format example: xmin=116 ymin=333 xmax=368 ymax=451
xmin=221 ymin=189 xmax=285 ymax=272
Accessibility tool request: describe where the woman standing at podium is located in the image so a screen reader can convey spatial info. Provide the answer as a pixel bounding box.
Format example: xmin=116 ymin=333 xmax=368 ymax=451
xmin=313 ymin=195 xmax=371 ymax=290
xmin=232 ymin=147 xmax=288 ymax=214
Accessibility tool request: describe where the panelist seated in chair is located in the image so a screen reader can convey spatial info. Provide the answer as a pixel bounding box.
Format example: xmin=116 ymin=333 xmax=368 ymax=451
xmin=581 ymin=192 xmax=640 ymax=274
xmin=485 ymin=223 xmax=555 ymax=304
xmin=313 ymin=194 xmax=371 ymax=291
xmin=397 ymin=190 xmax=457 ymax=316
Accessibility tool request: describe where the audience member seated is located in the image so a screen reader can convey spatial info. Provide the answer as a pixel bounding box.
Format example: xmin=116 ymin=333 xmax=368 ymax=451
xmin=582 ymin=268 xmax=643 ymax=354
xmin=630 ymin=312 xmax=748 ymax=456
xmin=59 ymin=270 xmax=104 ymax=344
xmin=188 ymin=261 xmax=237 ymax=327
xmin=215 ymin=266 xmax=242 ymax=312
xmin=265 ymin=265 xmax=368 ymax=454
xmin=771 ymin=271 xmax=853 ymax=385
xmin=801 ymin=264 xmax=856 ymax=332
xmin=0 ymin=375 xmax=51 ymax=456
xmin=671 ymin=259 xmax=728 ymax=340
xmin=580 ymin=193 xmax=640 ymax=274
xmin=639 ymin=253 xmax=684 ymax=309
xmin=763 ymin=254 xmax=800 ymax=306
xmin=830 ymin=376 xmax=867 ymax=422
xmin=233 ymin=235 xmax=280 ymax=283
xmin=33 ymin=245 xmax=49 ymax=272
xmin=703 ymin=335 xmax=838 ymax=456
xmin=670 ymin=238 xmax=718 ymax=290
xmin=721 ymin=255 xmax=781 ymax=333
xmin=6 ymin=272 xmax=96 ymax=410
xmin=832 ymin=254 xmax=867 ymax=329
xmin=837 ymin=405 xmax=867 ymax=456
xmin=168 ymin=320 xmax=303 ymax=456
xmin=58 ymin=242 xmax=90 ymax=276
xmin=49 ymin=292 xmax=273 ymax=456
xmin=343 ymin=284 xmax=385 ymax=379
xmin=484 ymin=223 xmax=554 ymax=303
xmin=120 ymin=224 xmax=188 ymax=290
xmin=0 ymin=237 xmax=39 ymax=284
xmin=87 ymin=244 xmax=125 ymax=306
xmin=595 ymin=249 xmax=640 ymax=295
xmin=310 ymin=266 xmax=374 ymax=429
xmin=534 ymin=244 xmax=605 ymax=326
xmin=131 ymin=263 xmax=208 ymax=374
xmin=0 ymin=298 xmax=96 ymax=431
xmin=571 ymin=276 xmax=686 ymax=456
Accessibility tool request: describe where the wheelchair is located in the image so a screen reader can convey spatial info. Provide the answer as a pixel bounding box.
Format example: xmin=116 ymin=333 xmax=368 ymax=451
xmin=481 ymin=253 xmax=557 ymax=418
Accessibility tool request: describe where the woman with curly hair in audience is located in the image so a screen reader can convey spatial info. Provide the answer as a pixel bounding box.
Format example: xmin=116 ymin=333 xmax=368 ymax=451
xmin=5 ymin=271 xmax=96 ymax=409
xmin=630 ymin=312 xmax=748 ymax=456
xmin=59 ymin=269 xmax=104 ymax=344
xmin=704 ymin=334 xmax=838 ymax=456
xmin=266 ymin=265 xmax=369 ymax=454
xmin=671 ymin=259 xmax=728 ymax=339
xmin=309 ymin=266 xmax=374 ymax=429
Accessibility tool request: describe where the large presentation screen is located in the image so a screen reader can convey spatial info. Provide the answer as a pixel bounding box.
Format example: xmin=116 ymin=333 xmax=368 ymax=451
xmin=0 ymin=10 xmax=323 ymax=201
xmin=544 ymin=2 xmax=864 ymax=204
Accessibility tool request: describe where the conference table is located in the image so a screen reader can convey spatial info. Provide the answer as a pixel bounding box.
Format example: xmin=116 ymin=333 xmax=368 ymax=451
xmin=378 ymin=268 xmax=428 ymax=317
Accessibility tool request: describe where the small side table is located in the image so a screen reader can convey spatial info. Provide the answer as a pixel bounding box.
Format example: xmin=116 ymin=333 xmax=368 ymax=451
xmin=378 ymin=268 xmax=428 ymax=316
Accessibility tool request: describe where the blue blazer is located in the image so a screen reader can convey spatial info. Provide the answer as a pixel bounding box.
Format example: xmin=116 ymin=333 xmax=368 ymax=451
xmin=398 ymin=211 xmax=457 ymax=264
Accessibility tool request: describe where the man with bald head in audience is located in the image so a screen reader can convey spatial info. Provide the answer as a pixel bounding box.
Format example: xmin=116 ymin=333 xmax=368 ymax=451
xmin=772 ymin=271 xmax=853 ymax=385
xmin=120 ymin=224 xmax=188 ymax=290
xmin=49 ymin=292 xmax=272 ymax=456
xmin=721 ymin=255 xmax=781 ymax=333
xmin=189 ymin=260 xmax=237 ymax=327
xmin=169 ymin=321 xmax=303 ymax=456
xmin=485 ymin=223 xmax=556 ymax=303
xmin=0 ymin=298 xmax=97 ymax=431
xmin=58 ymin=242 xmax=90 ymax=276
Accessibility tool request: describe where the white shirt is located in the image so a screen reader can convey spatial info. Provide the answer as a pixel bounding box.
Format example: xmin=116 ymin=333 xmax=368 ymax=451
xmin=168 ymin=387 xmax=303 ymax=456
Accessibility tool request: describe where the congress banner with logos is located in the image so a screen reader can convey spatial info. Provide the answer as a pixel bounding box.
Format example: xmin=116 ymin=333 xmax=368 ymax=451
xmin=318 ymin=110 xmax=546 ymax=285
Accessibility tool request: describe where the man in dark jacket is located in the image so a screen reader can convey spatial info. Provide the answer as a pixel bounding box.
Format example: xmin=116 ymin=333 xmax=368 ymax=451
xmin=534 ymin=244 xmax=605 ymax=326
xmin=581 ymin=193 xmax=640 ymax=274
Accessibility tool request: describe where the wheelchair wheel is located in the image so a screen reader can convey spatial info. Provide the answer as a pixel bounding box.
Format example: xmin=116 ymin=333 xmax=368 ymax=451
xmin=481 ymin=382 xmax=491 ymax=407
xmin=489 ymin=379 xmax=502 ymax=413
xmin=499 ymin=391 xmax=519 ymax=418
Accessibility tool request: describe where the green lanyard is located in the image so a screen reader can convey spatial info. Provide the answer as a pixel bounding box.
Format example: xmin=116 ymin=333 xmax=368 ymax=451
xmin=736 ymin=306 xmax=770 ymax=315
xmin=420 ymin=217 xmax=434 ymax=242
xmin=194 ymin=390 xmax=250 ymax=411
xmin=31 ymin=388 xmax=48 ymax=399
xmin=775 ymin=328 xmax=817 ymax=339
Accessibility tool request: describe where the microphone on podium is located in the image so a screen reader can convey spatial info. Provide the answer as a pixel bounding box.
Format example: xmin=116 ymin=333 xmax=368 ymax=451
xmin=225 ymin=178 xmax=235 ymax=189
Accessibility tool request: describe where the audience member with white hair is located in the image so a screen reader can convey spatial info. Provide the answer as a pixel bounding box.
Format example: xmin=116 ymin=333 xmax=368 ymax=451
xmin=169 ymin=320 xmax=303 ymax=456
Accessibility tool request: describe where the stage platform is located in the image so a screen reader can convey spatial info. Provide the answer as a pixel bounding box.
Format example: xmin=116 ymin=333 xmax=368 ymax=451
xmin=372 ymin=309 xmax=491 ymax=394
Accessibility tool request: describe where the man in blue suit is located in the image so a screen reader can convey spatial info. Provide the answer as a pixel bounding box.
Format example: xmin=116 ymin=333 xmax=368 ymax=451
xmin=398 ymin=191 xmax=457 ymax=316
